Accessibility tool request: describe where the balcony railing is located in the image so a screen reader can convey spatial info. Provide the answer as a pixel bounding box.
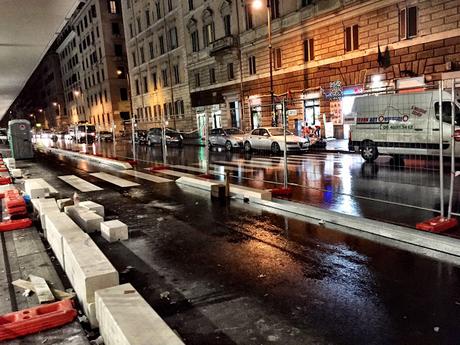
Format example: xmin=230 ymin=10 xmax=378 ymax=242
xmin=210 ymin=35 xmax=237 ymax=56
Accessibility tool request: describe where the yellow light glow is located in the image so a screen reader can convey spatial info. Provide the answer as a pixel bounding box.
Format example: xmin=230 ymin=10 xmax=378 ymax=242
xmin=252 ymin=0 xmax=263 ymax=10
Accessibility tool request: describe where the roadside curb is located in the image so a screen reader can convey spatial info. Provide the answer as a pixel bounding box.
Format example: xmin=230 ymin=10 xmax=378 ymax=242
xmin=35 ymin=146 xmax=132 ymax=170
xmin=253 ymin=197 xmax=460 ymax=265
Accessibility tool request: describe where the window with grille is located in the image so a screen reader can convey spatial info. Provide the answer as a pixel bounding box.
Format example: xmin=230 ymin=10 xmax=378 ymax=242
xmin=303 ymin=38 xmax=314 ymax=62
xmin=344 ymin=24 xmax=359 ymax=52
xmin=400 ymin=6 xmax=417 ymax=39
xmin=248 ymin=56 xmax=256 ymax=75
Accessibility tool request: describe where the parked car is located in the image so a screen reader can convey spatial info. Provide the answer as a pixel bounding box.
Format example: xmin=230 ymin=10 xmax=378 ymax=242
xmin=209 ymin=128 xmax=245 ymax=151
xmin=134 ymin=130 xmax=148 ymax=144
xmin=243 ymin=127 xmax=309 ymax=154
xmin=97 ymin=131 xmax=114 ymax=142
xmin=147 ymin=128 xmax=183 ymax=147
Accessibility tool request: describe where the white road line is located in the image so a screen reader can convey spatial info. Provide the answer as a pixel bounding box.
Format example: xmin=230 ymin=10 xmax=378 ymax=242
xmin=170 ymin=164 xmax=209 ymax=173
xmin=58 ymin=175 xmax=103 ymax=192
xmin=191 ymin=162 xmax=254 ymax=173
xmin=90 ymin=172 xmax=140 ymax=187
xmin=151 ymin=169 xmax=197 ymax=178
xmin=213 ymin=160 xmax=273 ymax=169
xmin=121 ymin=170 xmax=172 ymax=183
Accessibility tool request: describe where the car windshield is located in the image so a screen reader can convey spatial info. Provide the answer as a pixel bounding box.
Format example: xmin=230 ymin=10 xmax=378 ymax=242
xmin=268 ymin=128 xmax=293 ymax=136
xmin=225 ymin=128 xmax=243 ymax=135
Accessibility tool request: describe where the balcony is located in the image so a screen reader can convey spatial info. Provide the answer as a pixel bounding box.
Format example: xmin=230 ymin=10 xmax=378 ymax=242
xmin=210 ymin=36 xmax=237 ymax=56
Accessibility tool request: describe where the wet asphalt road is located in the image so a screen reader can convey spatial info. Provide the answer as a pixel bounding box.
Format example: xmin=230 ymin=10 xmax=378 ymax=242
xmin=24 ymin=149 xmax=460 ymax=345
xmin=38 ymin=138 xmax=460 ymax=232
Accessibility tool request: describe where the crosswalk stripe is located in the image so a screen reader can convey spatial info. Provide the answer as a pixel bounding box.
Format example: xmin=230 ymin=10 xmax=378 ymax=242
xmin=90 ymin=172 xmax=140 ymax=187
xmin=58 ymin=175 xmax=103 ymax=192
xmin=121 ymin=170 xmax=172 ymax=183
xmin=151 ymin=169 xmax=197 ymax=178
xmin=213 ymin=160 xmax=272 ymax=169
xmin=191 ymin=162 xmax=254 ymax=173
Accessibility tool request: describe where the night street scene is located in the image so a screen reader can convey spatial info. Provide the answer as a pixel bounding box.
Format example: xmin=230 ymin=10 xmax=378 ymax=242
xmin=1 ymin=0 xmax=460 ymax=344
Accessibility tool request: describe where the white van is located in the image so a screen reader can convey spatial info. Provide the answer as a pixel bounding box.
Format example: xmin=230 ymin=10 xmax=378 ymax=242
xmin=348 ymin=90 xmax=460 ymax=162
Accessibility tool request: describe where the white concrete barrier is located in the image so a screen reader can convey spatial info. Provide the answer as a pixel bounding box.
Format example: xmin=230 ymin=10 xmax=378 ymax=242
xmin=79 ymin=200 xmax=104 ymax=217
xmin=65 ymin=205 xmax=103 ymax=233
xmin=57 ymin=198 xmax=73 ymax=211
xmin=95 ymin=284 xmax=184 ymax=345
xmin=63 ymin=233 xmax=119 ymax=328
xmin=25 ymin=180 xmax=48 ymax=198
xmin=37 ymin=198 xmax=59 ymax=235
xmin=3 ymin=158 xmax=15 ymax=169
xmin=100 ymin=220 xmax=128 ymax=242
xmin=26 ymin=178 xmax=58 ymax=196
xmin=175 ymin=176 xmax=272 ymax=201
xmin=45 ymin=212 xmax=87 ymax=269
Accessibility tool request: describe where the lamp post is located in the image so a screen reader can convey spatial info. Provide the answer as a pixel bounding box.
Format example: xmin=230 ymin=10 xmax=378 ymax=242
xmin=252 ymin=0 xmax=275 ymax=126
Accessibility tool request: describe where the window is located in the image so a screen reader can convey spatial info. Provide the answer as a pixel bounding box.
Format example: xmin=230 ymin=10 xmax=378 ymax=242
xmin=273 ymin=48 xmax=282 ymax=69
xmin=162 ymin=68 xmax=169 ymax=86
xmin=104 ymin=90 xmax=108 ymax=102
xmin=149 ymin=41 xmax=154 ymax=59
xmin=145 ymin=10 xmax=151 ymax=27
xmin=132 ymin=52 xmax=137 ymax=66
xmin=140 ymin=46 xmax=145 ymax=63
xmin=345 ymin=24 xmax=359 ymax=52
xmin=84 ymin=16 xmax=88 ymax=28
xmin=227 ymin=63 xmax=234 ymax=80
xmin=271 ymin=0 xmax=280 ymax=20
xmin=191 ymin=31 xmax=199 ymax=52
xmin=400 ymin=6 xmax=417 ymax=39
xmin=301 ymin=0 xmax=313 ymax=6
xmin=129 ymin=23 xmax=134 ymax=38
xmin=167 ymin=0 xmax=172 ymax=12
xmin=114 ymin=44 xmax=123 ymax=56
xmin=209 ymin=68 xmax=216 ymax=84
xmin=109 ymin=1 xmax=117 ymax=14
xmin=303 ymin=38 xmax=314 ymax=62
xmin=248 ymin=56 xmax=256 ymax=75
xmin=152 ymin=72 xmax=158 ymax=90
xmin=155 ymin=2 xmax=161 ymax=20
xmin=435 ymin=102 xmax=460 ymax=125
xmin=188 ymin=0 xmax=194 ymax=10
xmin=174 ymin=100 xmax=184 ymax=115
xmin=135 ymin=80 xmax=140 ymax=95
xmin=173 ymin=64 xmax=180 ymax=84
xmin=112 ymin=23 xmax=120 ymax=35
xmin=143 ymin=76 xmax=148 ymax=93
xmin=91 ymin=5 xmax=97 ymax=17
xmin=245 ymin=5 xmax=253 ymax=29
xmin=203 ymin=23 xmax=214 ymax=46
xmin=136 ymin=17 xmax=142 ymax=33
xmin=169 ymin=27 xmax=178 ymax=50
xmin=194 ymin=72 xmax=200 ymax=87
xmin=159 ymin=35 xmax=165 ymax=54
xmin=223 ymin=15 xmax=231 ymax=36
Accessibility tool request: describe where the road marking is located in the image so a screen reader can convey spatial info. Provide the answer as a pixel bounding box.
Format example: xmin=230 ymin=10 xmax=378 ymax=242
xmin=121 ymin=170 xmax=172 ymax=183
xmin=150 ymin=169 xmax=196 ymax=178
xmin=213 ymin=160 xmax=273 ymax=169
xmin=170 ymin=164 xmax=209 ymax=174
xmin=191 ymin=162 xmax=254 ymax=173
xmin=90 ymin=172 xmax=140 ymax=187
xmin=58 ymin=175 xmax=103 ymax=192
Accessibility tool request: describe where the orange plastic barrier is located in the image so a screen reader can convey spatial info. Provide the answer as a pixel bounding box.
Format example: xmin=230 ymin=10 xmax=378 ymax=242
xmin=0 ymin=177 xmax=11 ymax=185
xmin=416 ymin=216 xmax=458 ymax=233
xmin=0 ymin=299 xmax=77 ymax=341
xmin=0 ymin=219 xmax=32 ymax=232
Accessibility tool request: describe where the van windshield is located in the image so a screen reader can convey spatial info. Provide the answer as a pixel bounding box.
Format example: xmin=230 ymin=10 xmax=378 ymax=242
xmin=435 ymin=101 xmax=460 ymax=125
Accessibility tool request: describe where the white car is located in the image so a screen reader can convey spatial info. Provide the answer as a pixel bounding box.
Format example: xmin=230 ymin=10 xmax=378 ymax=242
xmin=243 ymin=127 xmax=309 ymax=154
xmin=209 ymin=128 xmax=245 ymax=151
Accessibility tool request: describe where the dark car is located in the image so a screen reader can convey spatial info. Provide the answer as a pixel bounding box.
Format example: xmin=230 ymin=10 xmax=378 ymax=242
xmin=97 ymin=131 xmax=113 ymax=142
xmin=147 ymin=128 xmax=183 ymax=147
xmin=134 ymin=130 xmax=148 ymax=145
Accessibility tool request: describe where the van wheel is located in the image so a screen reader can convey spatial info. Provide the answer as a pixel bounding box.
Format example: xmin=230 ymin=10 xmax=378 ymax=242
xmin=244 ymin=141 xmax=252 ymax=152
xmin=361 ymin=141 xmax=378 ymax=162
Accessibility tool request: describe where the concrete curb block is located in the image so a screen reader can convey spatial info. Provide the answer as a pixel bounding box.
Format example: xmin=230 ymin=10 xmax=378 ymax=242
xmin=252 ymin=198 xmax=460 ymax=263
xmin=175 ymin=176 xmax=272 ymax=201
xmin=36 ymin=146 xmax=132 ymax=170
xmin=95 ymin=284 xmax=185 ymax=345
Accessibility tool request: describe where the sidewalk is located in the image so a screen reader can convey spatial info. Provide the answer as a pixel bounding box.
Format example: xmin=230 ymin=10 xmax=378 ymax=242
xmin=0 ymin=181 xmax=89 ymax=343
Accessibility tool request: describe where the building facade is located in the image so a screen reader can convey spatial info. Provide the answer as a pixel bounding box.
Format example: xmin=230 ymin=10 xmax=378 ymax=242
xmin=57 ymin=0 xmax=130 ymax=133
xmin=121 ymin=0 xmax=192 ymax=132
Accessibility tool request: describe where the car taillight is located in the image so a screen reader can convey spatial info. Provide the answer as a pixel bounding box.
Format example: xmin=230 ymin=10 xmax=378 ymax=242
xmin=454 ymin=129 xmax=460 ymax=142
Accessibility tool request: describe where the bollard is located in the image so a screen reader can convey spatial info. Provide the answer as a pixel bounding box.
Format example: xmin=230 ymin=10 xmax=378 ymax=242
xmin=225 ymin=171 xmax=230 ymax=198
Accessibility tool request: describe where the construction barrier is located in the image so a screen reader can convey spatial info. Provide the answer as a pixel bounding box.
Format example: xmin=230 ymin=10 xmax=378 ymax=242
xmin=0 ymin=219 xmax=33 ymax=232
xmin=0 ymin=299 xmax=77 ymax=341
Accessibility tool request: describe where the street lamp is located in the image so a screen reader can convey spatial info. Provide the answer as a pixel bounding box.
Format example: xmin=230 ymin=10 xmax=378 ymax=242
xmin=251 ymin=0 xmax=275 ymax=126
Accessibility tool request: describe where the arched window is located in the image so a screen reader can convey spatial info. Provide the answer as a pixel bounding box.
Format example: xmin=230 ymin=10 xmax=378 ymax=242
xmin=220 ymin=1 xmax=232 ymax=36
xmin=202 ymin=8 xmax=215 ymax=46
